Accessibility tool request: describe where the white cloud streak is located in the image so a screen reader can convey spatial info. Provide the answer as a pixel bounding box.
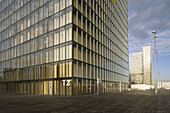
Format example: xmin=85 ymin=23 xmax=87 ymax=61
xmin=128 ymin=0 xmax=170 ymax=56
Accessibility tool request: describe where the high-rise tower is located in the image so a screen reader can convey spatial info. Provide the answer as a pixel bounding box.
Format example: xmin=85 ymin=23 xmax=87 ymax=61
xmin=0 ymin=0 xmax=128 ymax=95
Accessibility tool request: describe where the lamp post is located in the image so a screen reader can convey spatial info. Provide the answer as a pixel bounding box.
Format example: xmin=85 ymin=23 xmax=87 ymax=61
xmin=158 ymin=68 xmax=160 ymax=89
xmin=152 ymin=30 xmax=158 ymax=94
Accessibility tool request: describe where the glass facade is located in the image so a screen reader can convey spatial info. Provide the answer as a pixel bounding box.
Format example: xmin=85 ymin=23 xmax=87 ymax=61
xmin=0 ymin=0 xmax=128 ymax=95
xmin=129 ymin=46 xmax=152 ymax=85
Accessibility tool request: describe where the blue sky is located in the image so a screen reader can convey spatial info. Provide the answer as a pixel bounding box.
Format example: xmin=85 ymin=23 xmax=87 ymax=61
xmin=128 ymin=0 xmax=170 ymax=81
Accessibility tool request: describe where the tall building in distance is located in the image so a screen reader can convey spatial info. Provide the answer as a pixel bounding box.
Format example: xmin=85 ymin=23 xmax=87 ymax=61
xmin=129 ymin=46 xmax=152 ymax=85
xmin=0 ymin=0 xmax=128 ymax=95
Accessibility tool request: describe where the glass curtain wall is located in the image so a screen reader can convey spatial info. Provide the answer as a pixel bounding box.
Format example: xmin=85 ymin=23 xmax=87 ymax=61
xmin=0 ymin=0 xmax=128 ymax=95
xmin=0 ymin=0 xmax=73 ymax=95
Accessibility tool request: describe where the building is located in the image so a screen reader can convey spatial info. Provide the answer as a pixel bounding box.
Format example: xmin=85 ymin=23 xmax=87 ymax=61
xmin=129 ymin=46 xmax=152 ymax=85
xmin=0 ymin=0 xmax=128 ymax=95
xmin=159 ymin=81 xmax=170 ymax=89
xmin=129 ymin=52 xmax=143 ymax=84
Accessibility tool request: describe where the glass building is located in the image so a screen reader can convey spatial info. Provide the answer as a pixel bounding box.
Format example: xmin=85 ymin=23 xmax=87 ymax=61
xmin=129 ymin=46 xmax=152 ymax=85
xmin=0 ymin=0 xmax=128 ymax=95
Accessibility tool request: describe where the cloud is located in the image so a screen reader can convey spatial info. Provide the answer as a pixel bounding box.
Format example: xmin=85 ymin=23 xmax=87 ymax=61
xmin=128 ymin=0 xmax=170 ymax=55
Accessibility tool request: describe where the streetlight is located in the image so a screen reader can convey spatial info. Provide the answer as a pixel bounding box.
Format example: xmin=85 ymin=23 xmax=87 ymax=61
xmin=158 ymin=68 xmax=160 ymax=89
xmin=152 ymin=30 xmax=158 ymax=94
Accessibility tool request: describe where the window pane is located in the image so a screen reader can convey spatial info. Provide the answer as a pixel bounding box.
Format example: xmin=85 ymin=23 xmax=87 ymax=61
xmin=54 ymin=30 xmax=60 ymax=45
xmin=39 ymin=21 xmax=44 ymax=36
xmin=60 ymin=0 xmax=66 ymax=10
xmin=54 ymin=13 xmax=59 ymax=29
xmin=66 ymin=7 xmax=72 ymax=24
xmin=44 ymin=4 xmax=48 ymax=18
xmin=54 ymin=47 xmax=59 ymax=61
xmin=60 ymin=27 xmax=65 ymax=43
xmin=48 ymin=16 xmax=54 ymax=31
xmin=66 ymin=25 xmax=72 ymax=41
xmin=48 ymin=32 xmax=54 ymax=47
xmin=66 ymin=0 xmax=72 ymax=7
xmin=49 ymin=1 xmax=54 ymax=16
xmin=66 ymin=44 xmax=72 ymax=59
xmin=60 ymin=46 xmax=65 ymax=60
xmin=60 ymin=11 xmax=65 ymax=27
xmin=39 ymin=7 xmax=44 ymax=21
xmin=54 ymin=0 xmax=59 ymax=13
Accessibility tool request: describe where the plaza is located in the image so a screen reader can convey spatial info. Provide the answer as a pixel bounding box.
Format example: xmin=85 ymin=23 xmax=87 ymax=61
xmin=0 ymin=89 xmax=170 ymax=112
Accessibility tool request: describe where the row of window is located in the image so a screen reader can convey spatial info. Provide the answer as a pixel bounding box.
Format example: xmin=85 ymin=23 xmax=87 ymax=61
xmin=72 ymin=61 xmax=128 ymax=80
xmin=0 ymin=61 xmax=127 ymax=82
xmin=0 ymin=25 xmax=72 ymax=52
xmin=72 ymin=6 xmax=128 ymax=57
xmin=0 ymin=79 xmax=128 ymax=95
xmin=72 ymin=0 xmax=128 ymax=39
xmin=0 ymin=62 xmax=72 ymax=82
xmin=0 ymin=44 xmax=72 ymax=71
xmin=0 ymin=7 xmax=72 ymax=43
xmin=0 ymin=0 xmax=72 ymax=23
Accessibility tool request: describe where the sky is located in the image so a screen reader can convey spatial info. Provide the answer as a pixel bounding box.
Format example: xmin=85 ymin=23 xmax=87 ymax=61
xmin=128 ymin=0 xmax=170 ymax=81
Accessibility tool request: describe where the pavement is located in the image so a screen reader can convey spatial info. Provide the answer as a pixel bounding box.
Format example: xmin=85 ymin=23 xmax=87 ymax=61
xmin=0 ymin=89 xmax=170 ymax=113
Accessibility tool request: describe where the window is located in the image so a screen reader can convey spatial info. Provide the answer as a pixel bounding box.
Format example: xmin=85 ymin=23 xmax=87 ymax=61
xmin=78 ymin=62 xmax=82 ymax=77
xmin=31 ymin=26 xmax=34 ymax=39
xmin=73 ymin=44 xmax=77 ymax=59
xmin=54 ymin=13 xmax=60 ymax=29
xmin=78 ymin=46 xmax=82 ymax=60
xmin=34 ymin=0 xmax=39 ymax=9
xmin=60 ymin=11 xmax=65 ymax=27
xmin=66 ymin=25 xmax=72 ymax=41
xmin=20 ymin=20 xmax=24 ymax=31
xmin=60 ymin=0 xmax=66 ymax=10
xmin=39 ymin=7 xmax=44 ymax=21
xmin=44 ymin=19 xmax=48 ymax=33
xmin=49 ymin=1 xmax=54 ymax=16
xmin=60 ymin=27 xmax=65 ymax=43
xmin=31 ymin=54 xmax=34 ymax=66
xmin=73 ymin=61 xmax=77 ymax=77
xmin=54 ymin=47 xmax=59 ymax=61
xmin=66 ymin=44 xmax=72 ymax=59
xmin=35 ymin=10 xmax=39 ymax=24
xmin=27 ymin=15 xmax=31 ymax=27
xmin=45 ymin=49 xmax=48 ymax=63
xmin=31 ymin=12 xmax=34 ymax=26
xmin=35 ymin=24 xmax=38 ymax=37
xmin=66 ymin=62 xmax=72 ymax=77
xmin=60 ymin=46 xmax=65 ymax=60
xmin=54 ymin=64 xmax=59 ymax=78
xmin=39 ymin=36 xmax=44 ymax=50
xmin=44 ymin=4 xmax=48 ymax=18
xmin=54 ymin=30 xmax=60 ymax=45
xmin=60 ymin=63 xmax=65 ymax=77
xmin=48 ymin=32 xmax=53 ymax=47
xmin=20 ymin=32 xmax=24 ymax=44
xmin=44 ymin=34 xmax=48 ymax=48
xmin=48 ymin=16 xmax=54 ymax=31
xmin=66 ymin=0 xmax=72 ymax=7
xmin=39 ymin=21 xmax=44 ymax=36
xmin=49 ymin=64 xmax=54 ymax=78
xmin=66 ymin=7 xmax=72 ymax=24
xmin=54 ymin=0 xmax=59 ymax=13
xmin=49 ymin=48 xmax=54 ymax=63
xmin=31 ymin=40 xmax=35 ymax=52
